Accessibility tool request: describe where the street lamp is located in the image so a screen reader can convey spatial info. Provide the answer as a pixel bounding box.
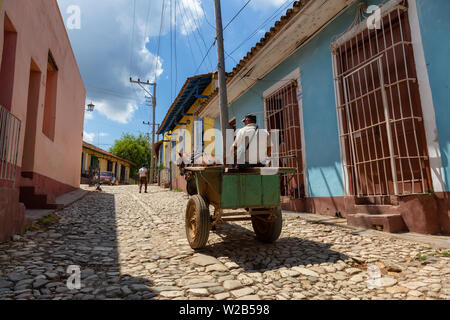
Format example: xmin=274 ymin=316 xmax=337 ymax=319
xmin=85 ymin=102 xmax=97 ymax=187
xmin=86 ymin=102 xmax=95 ymax=112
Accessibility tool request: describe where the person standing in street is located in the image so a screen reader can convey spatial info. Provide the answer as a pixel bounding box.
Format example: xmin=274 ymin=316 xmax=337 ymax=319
xmin=139 ymin=164 xmax=148 ymax=193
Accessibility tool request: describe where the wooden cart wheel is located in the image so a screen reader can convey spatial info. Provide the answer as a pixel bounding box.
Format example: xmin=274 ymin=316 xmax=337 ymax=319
xmin=251 ymin=207 xmax=282 ymax=243
xmin=185 ymin=195 xmax=210 ymax=249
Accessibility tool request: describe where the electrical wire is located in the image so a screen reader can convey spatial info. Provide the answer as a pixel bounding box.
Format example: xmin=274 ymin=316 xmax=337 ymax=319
xmin=128 ymin=0 xmax=137 ymax=74
xmin=195 ymin=41 xmax=216 ymax=74
xmin=229 ymin=0 xmax=295 ymax=57
xmin=194 ymin=0 xmax=255 ymax=74
xmin=174 ymin=0 xmax=178 ymax=96
xmin=179 ymin=1 xmax=210 ymax=73
xmin=177 ymin=3 xmax=200 ymax=73
xmin=223 ymin=0 xmax=252 ymax=31
xmin=199 ymin=1 xmax=216 ymax=30
xmin=170 ymin=0 xmax=174 ymax=101
xmin=86 ymin=85 xmax=141 ymax=101
xmin=143 ymin=0 xmax=153 ymax=46
xmin=179 ymin=0 xmax=214 ymax=72
xmin=153 ymin=0 xmax=167 ymax=81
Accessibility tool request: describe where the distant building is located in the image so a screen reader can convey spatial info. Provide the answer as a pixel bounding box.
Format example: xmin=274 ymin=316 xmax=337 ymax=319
xmin=0 ymin=0 xmax=86 ymax=241
xmin=81 ymin=141 xmax=135 ymax=185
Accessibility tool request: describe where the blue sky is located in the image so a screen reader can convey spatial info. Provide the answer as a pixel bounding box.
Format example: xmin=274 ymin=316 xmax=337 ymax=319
xmin=56 ymin=0 xmax=295 ymax=150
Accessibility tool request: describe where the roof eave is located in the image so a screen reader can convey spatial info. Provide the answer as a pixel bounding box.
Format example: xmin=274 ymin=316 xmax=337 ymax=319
xmin=157 ymin=73 xmax=213 ymax=135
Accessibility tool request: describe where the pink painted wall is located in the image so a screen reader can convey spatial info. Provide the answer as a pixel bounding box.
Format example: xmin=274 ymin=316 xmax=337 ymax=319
xmin=0 ymin=0 xmax=86 ymax=189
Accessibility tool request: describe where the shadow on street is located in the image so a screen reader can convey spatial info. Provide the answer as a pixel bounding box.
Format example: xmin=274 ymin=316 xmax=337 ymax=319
xmin=197 ymin=222 xmax=349 ymax=273
xmin=0 ymin=191 xmax=156 ymax=300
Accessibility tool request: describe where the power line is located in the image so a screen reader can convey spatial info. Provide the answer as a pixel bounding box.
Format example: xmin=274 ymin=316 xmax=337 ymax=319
xmin=179 ymin=1 xmax=208 ymax=73
xmin=170 ymin=0 xmax=174 ymax=101
xmin=153 ymin=0 xmax=167 ymax=81
xmin=128 ymin=0 xmax=137 ymax=73
xmin=85 ymin=120 xmax=144 ymax=133
xmin=174 ymin=0 xmax=178 ymax=96
xmin=179 ymin=0 xmax=214 ymax=72
xmin=193 ymin=0 xmax=254 ymax=74
xmin=184 ymin=0 xmax=214 ymax=68
xmin=86 ymin=85 xmax=141 ymax=101
xmin=199 ymin=1 xmax=216 ymax=30
xmin=223 ymin=0 xmax=252 ymax=31
xmin=229 ymin=0 xmax=295 ymax=57
xmin=143 ymin=0 xmax=153 ymax=44
xmin=195 ymin=41 xmax=216 ymax=74
xmin=177 ymin=1 xmax=201 ymax=72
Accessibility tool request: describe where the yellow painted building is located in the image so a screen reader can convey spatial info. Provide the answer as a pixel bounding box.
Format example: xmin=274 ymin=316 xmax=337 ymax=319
xmin=81 ymin=141 xmax=135 ymax=184
xmin=157 ymin=73 xmax=216 ymax=190
xmin=158 ymin=73 xmax=216 ymax=168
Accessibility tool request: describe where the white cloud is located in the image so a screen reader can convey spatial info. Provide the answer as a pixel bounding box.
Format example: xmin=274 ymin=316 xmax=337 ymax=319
xmin=83 ymin=131 xmax=95 ymax=143
xmin=99 ymin=132 xmax=109 ymax=137
xmin=136 ymin=38 xmax=164 ymax=83
xmin=58 ymin=0 xmax=166 ymax=124
xmin=178 ymin=0 xmax=206 ymax=36
xmin=57 ymin=0 xmax=207 ymax=125
xmin=93 ymin=100 xmax=137 ymax=124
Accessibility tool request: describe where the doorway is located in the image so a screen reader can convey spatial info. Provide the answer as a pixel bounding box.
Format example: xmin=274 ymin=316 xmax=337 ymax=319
xmin=332 ymin=3 xmax=432 ymax=199
xmin=21 ymin=60 xmax=41 ymax=174
xmin=264 ymin=80 xmax=305 ymax=199
xmin=120 ymin=165 xmax=125 ymax=183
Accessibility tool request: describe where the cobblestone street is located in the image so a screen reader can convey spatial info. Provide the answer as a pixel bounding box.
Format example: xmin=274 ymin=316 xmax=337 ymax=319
xmin=0 ymin=185 xmax=449 ymax=300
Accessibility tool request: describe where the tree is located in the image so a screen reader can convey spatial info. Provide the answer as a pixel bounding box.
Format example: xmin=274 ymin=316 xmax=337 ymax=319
xmin=109 ymin=133 xmax=151 ymax=179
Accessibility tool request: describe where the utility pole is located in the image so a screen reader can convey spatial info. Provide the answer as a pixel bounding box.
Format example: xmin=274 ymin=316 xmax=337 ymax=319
xmin=214 ymin=0 xmax=231 ymax=166
xmin=130 ymin=78 xmax=157 ymax=184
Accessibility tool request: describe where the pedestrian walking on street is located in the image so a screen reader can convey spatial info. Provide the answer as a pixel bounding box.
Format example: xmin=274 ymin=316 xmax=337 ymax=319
xmin=139 ymin=164 xmax=148 ymax=193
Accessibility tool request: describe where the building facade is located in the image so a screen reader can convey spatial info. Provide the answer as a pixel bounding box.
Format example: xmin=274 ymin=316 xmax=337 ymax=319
xmin=0 ymin=0 xmax=86 ymax=241
xmin=81 ymin=142 xmax=134 ymax=185
xmin=199 ymin=0 xmax=450 ymax=235
xmin=157 ymin=73 xmax=216 ymax=191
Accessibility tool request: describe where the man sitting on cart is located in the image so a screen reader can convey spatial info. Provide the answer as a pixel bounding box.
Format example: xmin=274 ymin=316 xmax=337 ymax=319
xmin=231 ymin=113 xmax=270 ymax=169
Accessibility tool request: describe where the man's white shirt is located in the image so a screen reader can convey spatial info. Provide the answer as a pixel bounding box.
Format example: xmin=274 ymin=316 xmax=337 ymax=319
xmin=138 ymin=167 xmax=148 ymax=178
xmin=231 ymin=123 xmax=269 ymax=165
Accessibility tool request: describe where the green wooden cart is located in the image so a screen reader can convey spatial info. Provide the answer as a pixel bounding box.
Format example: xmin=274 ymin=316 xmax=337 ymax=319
xmin=184 ymin=166 xmax=295 ymax=249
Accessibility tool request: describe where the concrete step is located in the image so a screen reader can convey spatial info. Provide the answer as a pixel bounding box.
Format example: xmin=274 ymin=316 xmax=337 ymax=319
xmin=353 ymin=204 xmax=400 ymax=215
xmin=25 ymin=189 xmax=89 ymax=226
xmin=19 ymin=186 xmax=61 ymax=210
xmin=347 ymin=213 xmax=407 ymax=233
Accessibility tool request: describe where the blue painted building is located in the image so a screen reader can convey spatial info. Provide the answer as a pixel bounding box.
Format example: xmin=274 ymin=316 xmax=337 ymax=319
xmin=198 ymin=0 xmax=449 ymax=234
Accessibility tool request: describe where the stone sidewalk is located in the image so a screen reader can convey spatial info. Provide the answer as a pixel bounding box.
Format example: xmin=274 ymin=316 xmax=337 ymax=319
xmin=0 ymin=185 xmax=448 ymax=300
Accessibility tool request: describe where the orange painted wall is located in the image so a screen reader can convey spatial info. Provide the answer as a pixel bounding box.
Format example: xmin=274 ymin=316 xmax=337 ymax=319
xmin=0 ymin=0 xmax=86 ymax=189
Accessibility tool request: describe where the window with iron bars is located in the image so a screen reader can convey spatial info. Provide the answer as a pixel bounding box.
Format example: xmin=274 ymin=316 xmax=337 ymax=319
xmin=331 ymin=0 xmax=432 ymax=199
xmin=0 ymin=105 xmax=21 ymax=187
